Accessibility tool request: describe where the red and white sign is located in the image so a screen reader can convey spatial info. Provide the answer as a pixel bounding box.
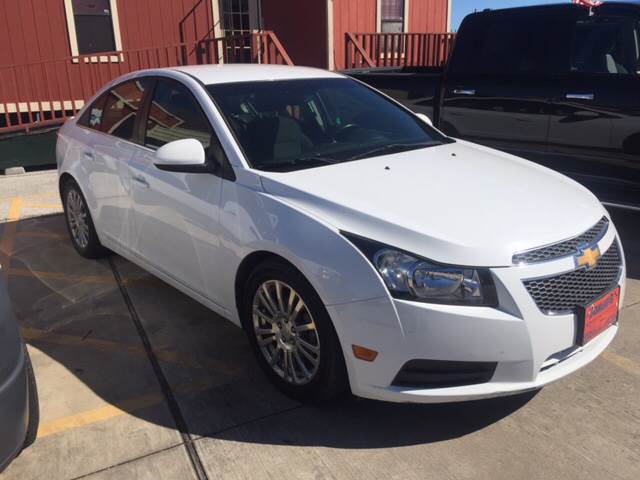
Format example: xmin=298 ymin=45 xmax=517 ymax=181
xmin=572 ymin=0 xmax=603 ymax=7
xmin=582 ymin=287 xmax=619 ymax=345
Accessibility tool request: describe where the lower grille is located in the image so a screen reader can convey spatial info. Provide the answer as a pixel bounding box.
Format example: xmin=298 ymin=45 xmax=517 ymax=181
xmin=523 ymin=240 xmax=622 ymax=314
xmin=392 ymin=359 xmax=497 ymax=388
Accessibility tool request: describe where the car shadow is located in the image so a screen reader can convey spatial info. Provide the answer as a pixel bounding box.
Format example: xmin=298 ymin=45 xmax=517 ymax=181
xmin=4 ymin=207 xmax=638 ymax=450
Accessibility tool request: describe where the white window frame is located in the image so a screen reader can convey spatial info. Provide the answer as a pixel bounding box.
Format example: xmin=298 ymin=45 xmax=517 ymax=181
xmin=376 ymin=0 xmax=410 ymax=33
xmin=63 ymin=0 xmax=124 ymax=63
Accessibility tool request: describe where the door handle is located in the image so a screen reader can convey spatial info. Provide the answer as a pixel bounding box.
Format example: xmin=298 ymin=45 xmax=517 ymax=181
xmin=566 ymin=93 xmax=594 ymax=100
xmin=453 ymin=89 xmax=476 ymax=96
xmin=132 ymin=174 xmax=149 ymax=188
xmin=83 ymin=151 xmax=94 ymax=161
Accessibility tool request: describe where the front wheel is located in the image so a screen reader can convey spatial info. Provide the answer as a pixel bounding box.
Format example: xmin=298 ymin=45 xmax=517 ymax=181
xmin=242 ymin=260 xmax=348 ymax=402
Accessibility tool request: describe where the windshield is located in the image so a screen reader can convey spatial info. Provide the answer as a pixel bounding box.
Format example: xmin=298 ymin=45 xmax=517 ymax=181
xmin=206 ymin=78 xmax=450 ymax=172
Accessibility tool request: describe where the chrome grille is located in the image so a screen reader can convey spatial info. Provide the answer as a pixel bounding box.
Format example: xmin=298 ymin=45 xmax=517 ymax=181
xmin=523 ymin=240 xmax=622 ymax=314
xmin=513 ymin=217 xmax=608 ymax=264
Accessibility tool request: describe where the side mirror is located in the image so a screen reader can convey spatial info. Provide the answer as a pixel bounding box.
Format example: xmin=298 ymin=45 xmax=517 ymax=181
xmin=415 ymin=113 xmax=433 ymax=127
xmin=154 ymin=138 xmax=209 ymax=173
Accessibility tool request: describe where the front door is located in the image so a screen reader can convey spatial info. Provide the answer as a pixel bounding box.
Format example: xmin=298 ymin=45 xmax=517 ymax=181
xmin=547 ymin=10 xmax=640 ymax=207
xmin=129 ymin=77 xmax=225 ymax=302
xmin=440 ymin=10 xmax=569 ymax=160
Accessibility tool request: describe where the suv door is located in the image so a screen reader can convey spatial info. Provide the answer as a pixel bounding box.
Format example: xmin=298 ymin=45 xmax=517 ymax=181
xmin=76 ymin=78 xmax=152 ymax=248
xmin=547 ymin=9 xmax=640 ymax=208
xmin=441 ymin=11 xmax=569 ymax=160
xmin=128 ymin=77 xmax=229 ymax=304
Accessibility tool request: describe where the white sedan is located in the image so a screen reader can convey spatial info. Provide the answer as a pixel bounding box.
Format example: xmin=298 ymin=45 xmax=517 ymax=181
xmin=56 ymin=65 xmax=626 ymax=403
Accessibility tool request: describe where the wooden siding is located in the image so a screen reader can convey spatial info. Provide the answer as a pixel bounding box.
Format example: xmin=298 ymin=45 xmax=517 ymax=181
xmin=262 ymin=0 xmax=327 ymax=68
xmin=0 ymin=0 xmax=218 ymax=67
xmin=332 ymin=0 xmax=450 ymax=70
xmin=409 ymin=0 xmax=449 ymax=34
xmin=0 ymin=0 xmax=220 ymax=116
xmin=332 ymin=0 xmax=377 ymax=70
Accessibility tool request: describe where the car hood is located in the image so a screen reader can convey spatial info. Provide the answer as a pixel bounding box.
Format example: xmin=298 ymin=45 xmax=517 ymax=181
xmin=258 ymin=140 xmax=605 ymax=267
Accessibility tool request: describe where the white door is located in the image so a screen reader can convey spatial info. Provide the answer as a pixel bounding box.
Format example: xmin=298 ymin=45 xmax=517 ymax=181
xmin=128 ymin=77 xmax=226 ymax=302
xmin=84 ymin=78 xmax=152 ymax=248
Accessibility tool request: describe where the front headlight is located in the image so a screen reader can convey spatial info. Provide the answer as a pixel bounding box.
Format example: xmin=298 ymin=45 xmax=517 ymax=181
xmin=344 ymin=233 xmax=497 ymax=306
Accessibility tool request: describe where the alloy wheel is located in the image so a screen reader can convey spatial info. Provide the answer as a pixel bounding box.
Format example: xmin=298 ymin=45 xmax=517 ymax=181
xmin=252 ymin=280 xmax=321 ymax=385
xmin=66 ymin=189 xmax=89 ymax=249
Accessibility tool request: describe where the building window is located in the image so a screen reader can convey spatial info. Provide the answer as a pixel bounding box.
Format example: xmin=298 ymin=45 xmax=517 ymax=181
xmin=64 ymin=0 xmax=123 ymax=58
xmin=222 ymin=0 xmax=250 ymax=35
xmin=72 ymin=0 xmax=116 ymax=54
xmin=380 ymin=0 xmax=405 ymax=33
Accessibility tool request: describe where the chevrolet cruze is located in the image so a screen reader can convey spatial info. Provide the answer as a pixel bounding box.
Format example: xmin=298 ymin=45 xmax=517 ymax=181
xmin=56 ymin=65 xmax=626 ymax=403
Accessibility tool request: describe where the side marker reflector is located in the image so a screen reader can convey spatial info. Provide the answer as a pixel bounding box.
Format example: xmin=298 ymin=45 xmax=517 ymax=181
xmin=352 ymin=345 xmax=378 ymax=362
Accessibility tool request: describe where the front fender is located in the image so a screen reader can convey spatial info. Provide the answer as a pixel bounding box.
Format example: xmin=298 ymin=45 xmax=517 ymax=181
xmin=218 ymin=177 xmax=392 ymax=324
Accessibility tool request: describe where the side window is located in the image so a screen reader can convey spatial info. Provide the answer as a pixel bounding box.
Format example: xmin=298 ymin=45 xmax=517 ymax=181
xmin=100 ymin=78 xmax=151 ymax=141
xmin=78 ymin=94 xmax=107 ymax=130
xmin=449 ymin=14 xmax=566 ymax=76
xmin=571 ymin=16 xmax=640 ymax=75
xmin=144 ymin=79 xmax=213 ymax=150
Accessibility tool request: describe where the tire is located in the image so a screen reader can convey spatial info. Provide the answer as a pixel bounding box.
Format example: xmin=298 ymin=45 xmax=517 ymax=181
xmin=22 ymin=349 xmax=39 ymax=449
xmin=62 ymin=179 xmax=109 ymax=259
xmin=241 ymin=259 xmax=348 ymax=402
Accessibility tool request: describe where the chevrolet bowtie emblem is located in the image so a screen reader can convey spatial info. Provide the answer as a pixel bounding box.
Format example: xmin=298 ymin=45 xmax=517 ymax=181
xmin=575 ymin=245 xmax=601 ymax=270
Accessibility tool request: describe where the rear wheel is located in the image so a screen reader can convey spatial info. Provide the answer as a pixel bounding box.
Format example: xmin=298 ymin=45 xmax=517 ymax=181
xmin=242 ymin=260 xmax=348 ymax=402
xmin=62 ymin=180 xmax=109 ymax=259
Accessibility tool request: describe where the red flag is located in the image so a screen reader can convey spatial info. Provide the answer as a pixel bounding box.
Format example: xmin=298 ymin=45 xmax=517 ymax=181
xmin=572 ymin=0 xmax=603 ymax=7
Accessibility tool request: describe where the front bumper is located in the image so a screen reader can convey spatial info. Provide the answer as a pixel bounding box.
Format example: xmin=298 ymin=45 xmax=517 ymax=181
xmin=328 ymin=224 xmax=625 ymax=403
xmin=0 ymin=345 xmax=29 ymax=472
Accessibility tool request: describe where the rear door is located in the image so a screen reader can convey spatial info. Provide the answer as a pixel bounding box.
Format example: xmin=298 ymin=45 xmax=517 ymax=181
xmin=547 ymin=9 xmax=640 ymax=207
xmin=440 ymin=10 xmax=569 ymax=159
xmin=128 ymin=77 xmax=227 ymax=302
xmin=77 ymin=78 xmax=151 ymax=248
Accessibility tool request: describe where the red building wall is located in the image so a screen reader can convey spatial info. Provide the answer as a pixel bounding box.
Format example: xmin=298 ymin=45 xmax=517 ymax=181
xmin=0 ymin=0 xmax=217 ymax=67
xmin=332 ymin=0 xmax=378 ymax=70
xmin=409 ymin=0 xmax=449 ymax=33
xmin=262 ymin=0 xmax=327 ymax=68
xmin=0 ymin=0 xmax=219 ymax=109
xmin=332 ymin=0 xmax=450 ymax=70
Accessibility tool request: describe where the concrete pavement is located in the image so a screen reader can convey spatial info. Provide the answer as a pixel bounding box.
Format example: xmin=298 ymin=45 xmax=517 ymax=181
xmin=0 ymin=171 xmax=639 ymax=480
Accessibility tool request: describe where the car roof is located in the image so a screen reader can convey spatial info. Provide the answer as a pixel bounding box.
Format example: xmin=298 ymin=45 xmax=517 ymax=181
xmin=169 ymin=64 xmax=345 ymax=85
xmin=467 ymin=1 xmax=640 ymax=18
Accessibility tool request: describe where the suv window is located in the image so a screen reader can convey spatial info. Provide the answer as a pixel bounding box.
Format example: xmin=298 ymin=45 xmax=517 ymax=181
xmin=99 ymin=78 xmax=150 ymax=141
xmin=571 ymin=15 xmax=640 ymax=75
xmin=450 ymin=13 xmax=567 ymax=76
xmin=78 ymin=94 xmax=107 ymax=129
xmin=144 ymin=79 xmax=212 ymax=150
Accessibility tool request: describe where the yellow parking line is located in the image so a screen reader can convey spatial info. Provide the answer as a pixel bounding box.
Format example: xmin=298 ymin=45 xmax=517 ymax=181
xmin=37 ymin=380 xmax=212 ymax=439
xmin=37 ymin=391 xmax=165 ymax=439
xmin=16 ymin=231 xmax=67 ymax=240
xmin=22 ymin=203 xmax=63 ymax=210
xmin=601 ymin=351 xmax=640 ymax=377
xmin=0 ymin=197 xmax=23 ymax=278
xmin=8 ymin=267 xmax=163 ymax=288
xmin=22 ymin=327 xmax=243 ymax=374
xmin=8 ymin=267 xmax=117 ymax=285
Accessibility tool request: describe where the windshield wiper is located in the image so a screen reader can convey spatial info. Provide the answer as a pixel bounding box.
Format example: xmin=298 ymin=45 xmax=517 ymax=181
xmin=347 ymin=141 xmax=442 ymax=161
xmin=263 ymin=156 xmax=340 ymax=172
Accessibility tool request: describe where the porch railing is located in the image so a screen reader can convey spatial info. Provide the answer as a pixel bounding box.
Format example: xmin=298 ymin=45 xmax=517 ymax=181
xmin=0 ymin=31 xmax=292 ymax=134
xmin=345 ymin=32 xmax=455 ymax=70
